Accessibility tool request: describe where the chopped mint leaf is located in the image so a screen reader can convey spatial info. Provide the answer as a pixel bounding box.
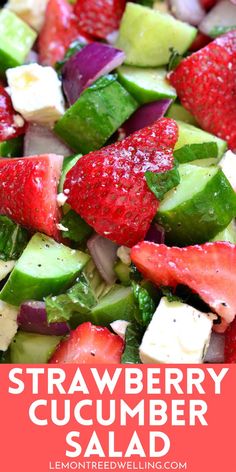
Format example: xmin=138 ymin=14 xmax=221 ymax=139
xmin=145 ymin=165 xmax=180 ymax=201
xmin=210 ymin=25 xmax=236 ymax=38
xmin=132 ymin=282 xmax=156 ymax=327
xmin=46 ymin=273 xmax=97 ymax=324
xmin=168 ymin=47 xmax=183 ymax=71
xmin=130 ymin=263 xmax=143 ymax=283
xmin=134 ymin=0 xmax=155 ymax=6
xmin=121 ymin=320 xmax=144 ymax=364
xmin=161 ymin=286 xmax=182 ymax=303
xmin=61 ymin=210 xmax=93 ymax=243
xmin=174 ymin=142 xmax=218 ymax=163
xmin=0 ymin=216 xmax=29 ymax=261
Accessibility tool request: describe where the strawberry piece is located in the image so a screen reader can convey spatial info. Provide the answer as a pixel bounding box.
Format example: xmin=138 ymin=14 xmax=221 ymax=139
xmin=131 ymin=241 xmax=236 ymax=325
xmin=200 ymin=0 xmax=217 ymax=10
xmin=39 ymin=0 xmax=90 ymax=66
xmin=50 ymin=322 xmax=124 ymax=364
xmin=0 ymin=86 xmax=26 ymax=141
xmin=169 ymin=31 xmax=236 ymax=150
xmin=74 ymin=0 xmax=126 ymax=39
xmin=225 ymin=318 xmax=236 ymax=363
xmin=64 ymin=118 xmax=178 ymax=247
xmin=0 ymin=154 xmax=63 ymax=238
xmin=189 ymin=32 xmax=211 ymax=52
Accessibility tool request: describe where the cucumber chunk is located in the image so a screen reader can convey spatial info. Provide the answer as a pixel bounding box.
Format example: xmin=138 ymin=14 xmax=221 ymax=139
xmin=117 ymin=65 xmax=177 ymax=104
xmin=175 ymin=121 xmax=227 ymax=160
xmin=0 ymin=136 xmax=23 ymax=157
xmin=59 ymin=154 xmax=82 ymax=193
xmin=157 ymin=164 xmax=236 ymax=246
xmin=0 ymin=233 xmax=90 ymax=306
xmin=91 ymin=285 xmax=138 ymax=325
xmin=114 ymin=260 xmax=131 ymax=286
xmin=116 ymin=3 xmax=197 ymax=67
xmin=10 ymin=331 xmax=61 ymax=363
xmin=166 ymin=103 xmax=198 ymax=126
xmin=211 ymin=220 xmax=236 ymax=244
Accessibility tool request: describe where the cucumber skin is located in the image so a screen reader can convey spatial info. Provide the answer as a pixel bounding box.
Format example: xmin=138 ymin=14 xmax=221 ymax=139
xmin=10 ymin=331 xmax=61 ymax=364
xmin=91 ymin=286 xmax=138 ymax=326
xmin=157 ymin=170 xmax=236 ymax=246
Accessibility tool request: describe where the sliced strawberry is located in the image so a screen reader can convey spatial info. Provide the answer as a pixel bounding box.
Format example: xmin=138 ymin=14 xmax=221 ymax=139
xmin=74 ymin=0 xmax=126 ymax=39
xmin=225 ymin=318 xmax=236 ymax=363
xmin=169 ymin=31 xmax=236 ymax=150
xmin=189 ymin=32 xmax=211 ymax=52
xmin=64 ymin=118 xmax=178 ymax=247
xmin=0 ymin=86 xmax=26 ymax=141
xmin=131 ymin=241 xmax=236 ymax=326
xmin=39 ymin=0 xmax=90 ymax=66
xmin=50 ymin=322 xmax=124 ymax=364
xmin=0 ymin=154 xmax=63 ymax=239
xmin=200 ymin=0 xmax=217 ymax=10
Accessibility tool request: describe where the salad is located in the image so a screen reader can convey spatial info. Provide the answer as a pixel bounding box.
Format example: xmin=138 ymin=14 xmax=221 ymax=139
xmin=0 ymin=0 xmax=235 ymax=365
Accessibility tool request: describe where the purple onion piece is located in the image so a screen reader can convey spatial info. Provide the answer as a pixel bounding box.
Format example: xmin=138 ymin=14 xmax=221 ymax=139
xmin=145 ymin=223 xmax=165 ymax=244
xmin=204 ymin=332 xmax=225 ymax=363
xmin=168 ymin=0 xmax=205 ymax=26
xmin=123 ymin=100 xmax=172 ymax=136
xmin=199 ymin=0 xmax=236 ymax=36
xmin=18 ymin=301 xmax=70 ymax=336
xmin=24 ymin=123 xmax=72 ymax=157
xmin=62 ymin=42 xmax=126 ymax=105
xmin=87 ymin=234 xmax=118 ymax=285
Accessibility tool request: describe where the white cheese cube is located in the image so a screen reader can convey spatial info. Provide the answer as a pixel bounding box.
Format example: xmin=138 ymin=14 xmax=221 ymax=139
xmin=6 ymin=64 xmax=65 ymax=127
xmin=219 ymin=150 xmax=236 ymax=192
xmin=0 ymin=300 xmax=18 ymax=351
xmin=6 ymin=0 xmax=49 ymax=32
xmin=110 ymin=320 xmax=129 ymax=339
xmin=140 ymin=297 xmax=214 ymax=364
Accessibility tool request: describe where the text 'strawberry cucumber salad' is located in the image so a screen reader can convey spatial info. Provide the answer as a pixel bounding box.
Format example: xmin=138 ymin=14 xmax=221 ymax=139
xmin=0 ymin=0 xmax=235 ymax=365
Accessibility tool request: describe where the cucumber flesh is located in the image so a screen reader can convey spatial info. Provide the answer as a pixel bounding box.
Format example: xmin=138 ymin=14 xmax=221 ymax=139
xmin=157 ymin=164 xmax=236 ymax=246
xmin=0 ymin=233 xmax=90 ymax=306
xmin=59 ymin=154 xmax=82 ymax=193
xmin=116 ymin=3 xmax=197 ymax=67
xmin=117 ymin=65 xmax=177 ymax=104
xmin=166 ymin=103 xmax=198 ymax=127
xmin=175 ymin=121 xmax=227 ymax=159
xmin=10 ymin=331 xmax=61 ymax=363
xmin=91 ymin=285 xmax=138 ymax=325
xmin=114 ymin=260 xmax=130 ymax=286
xmin=211 ymin=220 xmax=236 ymax=244
xmin=0 ymin=260 xmax=15 ymax=282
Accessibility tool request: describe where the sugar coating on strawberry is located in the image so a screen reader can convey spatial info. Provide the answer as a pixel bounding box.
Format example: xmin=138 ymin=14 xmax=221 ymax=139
xmin=131 ymin=241 xmax=236 ymax=326
xmin=74 ymin=0 xmax=126 ymax=39
xmin=0 ymin=86 xmax=26 ymax=141
xmin=39 ymin=0 xmax=89 ymax=66
xmin=0 ymin=154 xmax=63 ymax=239
xmin=64 ymin=118 xmax=178 ymax=247
xmin=50 ymin=322 xmax=124 ymax=364
xmin=225 ymin=317 xmax=236 ymax=363
xmin=169 ymin=31 xmax=236 ymax=150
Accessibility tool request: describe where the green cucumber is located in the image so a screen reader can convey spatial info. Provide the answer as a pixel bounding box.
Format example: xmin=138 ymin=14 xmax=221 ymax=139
xmin=91 ymin=285 xmax=138 ymax=325
xmin=0 ymin=233 xmax=90 ymax=306
xmin=117 ymin=65 xmax=176 ymax=104
xmin=157 ymin=164 xmax=236 ymax=246
xmin=116 ymin=3 xmax=196 ymax=67
xmin=0 ymin=136 xmax=23 ymax=157
xmin=175 ymin=121 xmax=227 ymax=160
xmin=10 ymin=331 xmax=61 ymax=364
xmin=211 ymin=220 xmax=236 ymax=244
xmin=59 ymin=154 xmax=82 ymax=193
xmin=54 ymin=75 xmax=138 ymax=153
xmin=166 ymin=103 xmax=198 ymax=126
xmin=0 ymin=10 xmax=36 ymax=74
xmin=114 ymin=260 xmax=131 ymax=286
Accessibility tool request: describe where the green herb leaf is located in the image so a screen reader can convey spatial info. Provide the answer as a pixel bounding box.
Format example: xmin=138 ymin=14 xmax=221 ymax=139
xmin=174 ymin=142 xmax=218 ymax=163
xmin=121 ymin=321 xmax=144 ymax=364
xmin=168 ymin=47 xmax=183 ymax=72
xmin=55 ymin=40 xmax=86 ymax=74
xmin=161 ymin=286 xmax=182 ymax=303
xmin=145 ymin=166 xmax=180 ymax=201
xmin=132 ymin=282 xmax=156 ymax=327
xmin=61 ymin=210 xmax=93 ymax=243
xmin=0 ymin=216 xmax=29 ymax=261
xmin=210 ymin=25 xmax=236 ymax=38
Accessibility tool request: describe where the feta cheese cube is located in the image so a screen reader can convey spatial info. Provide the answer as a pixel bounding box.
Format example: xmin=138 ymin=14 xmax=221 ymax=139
xmin=110 ymin=320 xmax=129 ymax=339
xmin=140 ymin=297 xmax=214 ymax=364
xmin=219 ymin=150 xmax=236 ymax=191
xmin=7 ymin=0 xmax=49 ymax=32
xmin=0 ymin=300 xmax=18 ymax=351
xmin=6 ymin=64 xmax=65 ymax=127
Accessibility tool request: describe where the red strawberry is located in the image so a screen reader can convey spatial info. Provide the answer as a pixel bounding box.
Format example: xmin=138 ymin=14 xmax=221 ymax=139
xmin=189 ymin=32 xmax=211 ymax=52
xmin=39 ymin=0 xmax=91 ymax=66
xmin=74 ymin=0 xmax=126 ymax=39
xmin=0 ymin=86 xmax=26 ymax=141
xmin=200 ymin=0 xmax=217 ymax=10
xmin=225 ymin=318 xmax=236 ymax=363
xmin=0 ymin=154 xmax=63 ymax=238
xmin=64 ymin=118 xmax=178 ymax=247
xmin=169 ymin=31 xmax=236 ymax=150
xmin=50 ymin=322 xmax=124 ymax=364
xmin=131 ymin=241 xmax=236 ymax=327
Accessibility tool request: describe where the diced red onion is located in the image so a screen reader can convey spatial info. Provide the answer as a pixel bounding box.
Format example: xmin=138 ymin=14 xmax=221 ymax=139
xmin=87 ymin=234 xmax=118 ymax=285
xmin=18 ymin=301 xmax=70 ymax=336
xmin=123 ymin=100 xmax=172 ymax=136
xmin=145 ymin=223 xmax=165 ymax=244
xmin=169 ymin=0 xmax=205 ymax=26
xmin=199 ymin=0 xmax=236 ymax=36
xmin=204 ymin=332 xmax=225 ymax=363
xmin=62 ymin=42 xmax=125 ymax=105
xmin=24 ymin=51 xmax=39 ymax=64
xmin=24 ymin=123 xmax=72 ymax=156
